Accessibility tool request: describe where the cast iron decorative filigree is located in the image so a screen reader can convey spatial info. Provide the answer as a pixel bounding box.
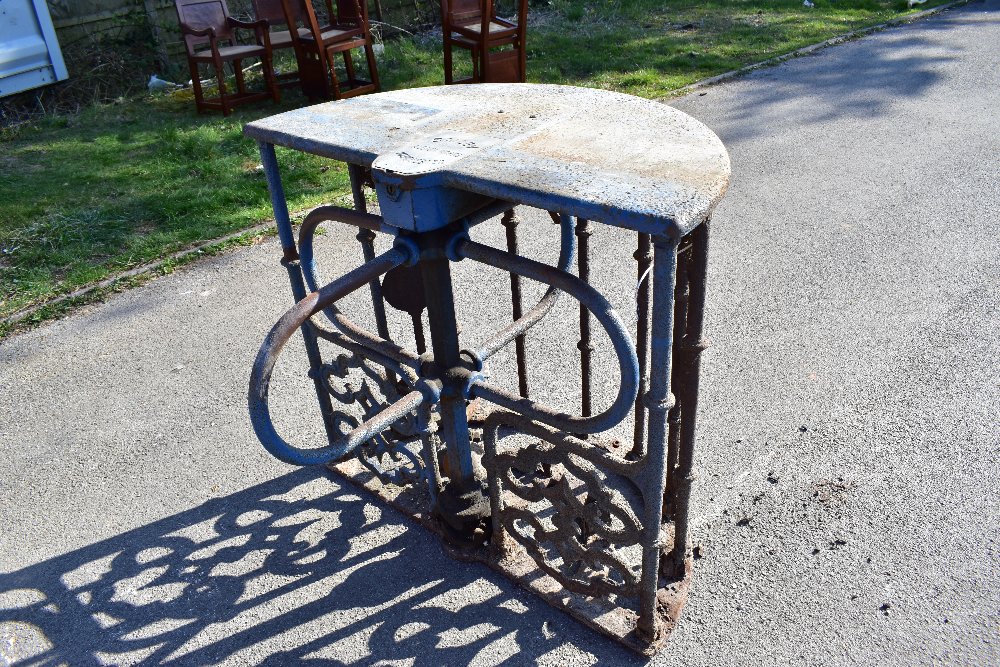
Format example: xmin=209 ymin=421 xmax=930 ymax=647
xmin=318 ymin=350 xmax=434 ymax=488
xmin=490 ymin=435 xmax=643 ymax=598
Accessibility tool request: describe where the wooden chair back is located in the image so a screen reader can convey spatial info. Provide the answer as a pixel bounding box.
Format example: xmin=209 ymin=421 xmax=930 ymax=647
xmin=175 ymin=0 xmax=235 ymax=51
xmin=443 ymin=0 xmax=483 ymax=27
xmin=251 ymin=0 xmax=291 ymax=26
xmin=332 ymin=0 xmax=369 ymax=27
xmin=280 ymin=0 xmax=324 ymax=34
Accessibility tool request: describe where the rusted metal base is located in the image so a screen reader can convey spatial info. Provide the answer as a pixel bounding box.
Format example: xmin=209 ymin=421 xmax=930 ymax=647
xmin=326 ymin=457 xmax=692 ymax=656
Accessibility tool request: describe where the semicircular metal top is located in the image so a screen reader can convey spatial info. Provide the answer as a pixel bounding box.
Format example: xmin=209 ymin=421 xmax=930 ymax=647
xmin=244 ymin=84 xmax=731 ymax=237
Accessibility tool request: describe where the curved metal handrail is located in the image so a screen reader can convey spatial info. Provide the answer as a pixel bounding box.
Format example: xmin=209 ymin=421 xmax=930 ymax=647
xmin=472 ymin=212 xmax=576 ymax=363
xmin=298 ymin=205 xmax=422 ymax=372
xmin=458 ymin=238 xmax=639 ymax=434
xmin=257 ymin=212 xmax=638 ymax=462
xmin=248 ymin=246 xmax=423 ymax=465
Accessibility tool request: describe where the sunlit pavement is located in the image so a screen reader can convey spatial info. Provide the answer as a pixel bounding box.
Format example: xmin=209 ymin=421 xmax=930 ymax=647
xmin=2 ymin=2 xmax=998 ymax=664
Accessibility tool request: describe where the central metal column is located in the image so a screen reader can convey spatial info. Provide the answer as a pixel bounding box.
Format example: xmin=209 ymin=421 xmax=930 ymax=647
xmin=417 ymin=230 xmax=488 ymax=545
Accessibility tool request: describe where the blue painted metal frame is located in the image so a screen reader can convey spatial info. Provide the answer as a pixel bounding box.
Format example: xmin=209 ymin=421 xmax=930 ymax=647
xmin=246 ymin=85 xmax=727 ymax=653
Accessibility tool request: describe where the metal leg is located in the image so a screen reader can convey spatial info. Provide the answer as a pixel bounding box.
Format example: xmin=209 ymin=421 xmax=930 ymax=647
xmin=258 ymin=142 xmax=295 ymax=256
xmin=421 ymin=251 xmax=472 ymax=484
xmin=576 ymin=219 xmax=593 ymax=417
xmin=637 ymin=235 xmax=679 ymax=640
xmin=665 ymin=220 xmax=710 ymax=576
xmin=501 ymin=209 xmax=529 ymax=398
xmin=257 ymin=140 xmax=339 ymax=446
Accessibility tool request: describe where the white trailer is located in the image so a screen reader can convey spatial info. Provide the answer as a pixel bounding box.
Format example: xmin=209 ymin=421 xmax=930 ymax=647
xmin=1 ymin=0 xmax=68 ymax=98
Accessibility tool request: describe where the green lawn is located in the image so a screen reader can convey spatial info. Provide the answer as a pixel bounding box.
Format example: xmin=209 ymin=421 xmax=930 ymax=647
xmin=1 ymin=97 xmax=350 ymax=320
xmin=0 ymin=0 xmax=951 ymax=329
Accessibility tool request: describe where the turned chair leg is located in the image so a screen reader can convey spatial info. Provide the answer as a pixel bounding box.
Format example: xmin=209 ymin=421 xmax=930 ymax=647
xmin=343 ymin=50 xmax=357 ymax=86
xmin=262 ymin=54 xmax=281 ymax=103
xmin=480 ymin=46 xmax=490 ymax=83
xmin=444 ymin=40 xmax=454 ymax=84
xmin=518 ymin=38 xmax=526 ymax=82
xmin=212 ymin=56 xmax=230 ymax=116
xmin=364 ymin=42 xmax=379 ymax=90
xmin=326 ymin=48 xmax=343 ymax=99
xmin=234 ymin=58 xmax=247 ymax=94
xmin=317 ymin=49 xmax=334 ymax=100
xmin=188 ymin=60 xmax=205 ymax=113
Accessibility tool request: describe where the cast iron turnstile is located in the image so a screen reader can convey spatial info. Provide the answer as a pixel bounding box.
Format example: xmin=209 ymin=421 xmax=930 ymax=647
xmin=244 ymin=84 xmax=730 ymax=654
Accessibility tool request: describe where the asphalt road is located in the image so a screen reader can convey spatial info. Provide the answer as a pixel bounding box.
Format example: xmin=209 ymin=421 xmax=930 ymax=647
xmin=2 ymin=1 xmax=998 ymax=665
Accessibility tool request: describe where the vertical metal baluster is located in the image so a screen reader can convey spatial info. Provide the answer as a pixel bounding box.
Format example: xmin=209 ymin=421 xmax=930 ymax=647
xmin=637 ymin=235 xmax=679 ymax=640
xmin=501 ymin=208 xmax=529 ymax=397
xmin=349 ymin=165 xmax=392 ymax=343
xmin=576 ymin=219 xmax=593 ymax=417
xmin=631 ymin=232 xmax=653 ymax=456
xmin=665 ymin=242 xmax=691 ymax=498
xmin=411 ymin=313 xmax=427 ymax=354
xmin=258 ymin=140 xmax=339 ymax=445
xmin=665 ymin=220 xmax=711 ymax=578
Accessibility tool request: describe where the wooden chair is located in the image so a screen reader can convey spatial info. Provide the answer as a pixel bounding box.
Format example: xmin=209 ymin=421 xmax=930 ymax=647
xmin=175 ymin=0 xmax=280 ymax=115
xmin=250 ymin=0 xmax=311 ymax=87
xmin=281 ymin=0 xmax=380 ymax=102
xmin=440 ymin=0 xmax=528 ymax=84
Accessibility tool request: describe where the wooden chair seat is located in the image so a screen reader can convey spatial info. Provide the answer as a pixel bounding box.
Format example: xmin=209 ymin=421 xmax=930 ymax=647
xmin=193 ymin=43 xmax=267 ymax=60
xmin=299 ymin=28 xmax=354 ymax=44
xmin=266 ymin=27 xmax=310 ymax=49
xmin=454 ymin=19 xmax=515 ymax=36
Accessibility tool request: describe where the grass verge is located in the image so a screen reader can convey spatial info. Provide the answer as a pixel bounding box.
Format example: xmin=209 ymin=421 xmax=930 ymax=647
xmin=0 ymin=0 xmax=954 ymax=336
xmin=0 ymin=226 xmax=277 ymax=340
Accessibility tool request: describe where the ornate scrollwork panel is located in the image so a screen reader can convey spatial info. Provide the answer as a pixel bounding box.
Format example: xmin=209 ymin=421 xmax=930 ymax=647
xmin=318 ymin=350 xmax=435 ymax=489
xmin=490 ymin=435 xmax=644 ymax=598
